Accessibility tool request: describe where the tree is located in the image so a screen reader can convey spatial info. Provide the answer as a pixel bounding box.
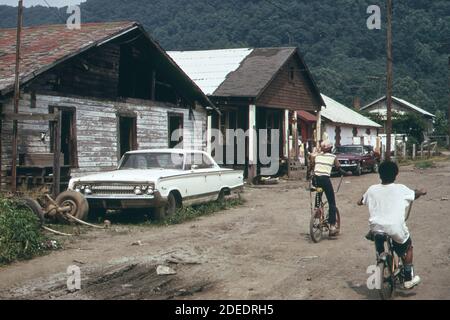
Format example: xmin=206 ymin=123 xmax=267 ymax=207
xmin=433 ymin=110 xmax=449 ymax=136
xmin=392 ymin=112 xmax=427 ymax=144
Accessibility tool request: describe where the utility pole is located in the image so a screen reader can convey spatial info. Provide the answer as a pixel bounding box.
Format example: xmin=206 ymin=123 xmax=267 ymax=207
xmin=11 ymin=0 xmax=23 ymax=193
xmin=386 ymin=0 xmax=393 ymax=161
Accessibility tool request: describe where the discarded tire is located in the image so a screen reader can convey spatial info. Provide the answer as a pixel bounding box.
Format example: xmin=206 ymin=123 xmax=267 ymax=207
xmin=20 ymin=197 xmax=45 ymax=226
xmin=55 ymin=191 xmax=89 ymax=223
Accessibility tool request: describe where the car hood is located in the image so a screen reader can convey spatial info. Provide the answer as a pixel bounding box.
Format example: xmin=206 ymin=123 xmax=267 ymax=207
xmin=335 ymin=153 xmax=362 ymax=160
xmin=70 ymin=169 xmax=187 ymax=184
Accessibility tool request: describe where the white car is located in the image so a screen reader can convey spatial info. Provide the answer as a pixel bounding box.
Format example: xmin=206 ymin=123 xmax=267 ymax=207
xmin=68 ymin=149 xmax=244 ymax=219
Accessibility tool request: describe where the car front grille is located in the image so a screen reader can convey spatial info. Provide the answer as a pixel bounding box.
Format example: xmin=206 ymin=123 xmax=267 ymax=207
xmin=91 ymin=184 xmax=136 ymax=195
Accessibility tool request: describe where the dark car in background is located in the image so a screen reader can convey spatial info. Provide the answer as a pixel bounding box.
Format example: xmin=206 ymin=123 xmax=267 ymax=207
xmin=333 ymin=145 xmax=380 ymax=176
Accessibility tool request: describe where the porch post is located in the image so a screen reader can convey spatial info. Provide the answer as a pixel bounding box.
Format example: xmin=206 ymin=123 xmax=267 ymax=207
xmin=206 ymin=114 xmax=212 ymax=154
xmin=292 ymin=111 xmax=298 ymax=158
xmin=316 ymin=110 xmax=322 ymax=147
xmin=283 ymin=109 xmax=289 ymax=158
xmin=248 ymin=104 xmax=257 ymax=181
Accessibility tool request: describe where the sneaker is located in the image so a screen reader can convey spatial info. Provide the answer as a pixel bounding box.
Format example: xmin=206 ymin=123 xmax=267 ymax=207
xmin=404 ymin=275 xmax=421 ymax=289
xmin=329 ymin=225 xmax=339 ymax=237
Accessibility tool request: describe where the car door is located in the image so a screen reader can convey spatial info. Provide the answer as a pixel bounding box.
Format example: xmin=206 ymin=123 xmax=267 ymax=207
xmin=192 ymin=152 xmax=219 ymax=197
xmin=362 ymin=146 xmax=374 ymax=169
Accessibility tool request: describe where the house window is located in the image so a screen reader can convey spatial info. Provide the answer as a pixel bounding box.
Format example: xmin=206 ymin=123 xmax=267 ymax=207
xmin=49 ymin=106 xmax=78 ymax=168
xmin=168 ymin=113 xmax=184 ymax=148
xmin=366 ymin=128 xmax=371 ymax=135
xmin=289 ymin=67 xmax=295 ymax=82
xmin=352 ymin=127 xmax=358 ymax=137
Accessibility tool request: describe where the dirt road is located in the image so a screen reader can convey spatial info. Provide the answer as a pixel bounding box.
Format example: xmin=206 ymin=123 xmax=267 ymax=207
xmin=0 ymin=161 xmax=449 ymax=300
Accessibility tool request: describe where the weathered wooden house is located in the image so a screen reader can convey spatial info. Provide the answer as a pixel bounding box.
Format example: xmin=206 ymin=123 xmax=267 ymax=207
xmin=168 ymin=48 xmax=324 ymax=179
xmin=0 ymin=22 xmax=215 ymax=191
xmin=361 ymin=96 xmax=435 ymax=134
xmin=320 ymin=94 xmax=382 ymax=147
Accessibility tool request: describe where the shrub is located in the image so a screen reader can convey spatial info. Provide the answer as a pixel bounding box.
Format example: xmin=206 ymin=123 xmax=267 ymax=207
xmin=414 ymin=160 xmax=434 ymax=169
xmin=0 ymin=197 xmax=50 ymax=264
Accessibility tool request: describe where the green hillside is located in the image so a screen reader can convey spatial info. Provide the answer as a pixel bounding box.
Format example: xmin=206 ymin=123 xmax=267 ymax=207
xmin=0 ymin=0 xmax=449 ymax=115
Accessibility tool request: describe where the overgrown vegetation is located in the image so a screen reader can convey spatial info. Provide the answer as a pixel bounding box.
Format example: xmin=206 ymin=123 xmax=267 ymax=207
xmin=414 ymin=160 xmax=434 ymax=169
xmin=0 ymin=197 xmax=59 ymax=265
xmin=0 ymin=0 xmax=448 ymax=116
xmin=161 ymin=197 xmax=245 ymax=225
xmin=103 ymin=197 xmax=245 ymax=226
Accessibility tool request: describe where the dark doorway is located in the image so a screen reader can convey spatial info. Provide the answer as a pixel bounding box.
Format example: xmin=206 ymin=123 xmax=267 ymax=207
xmin=168 ymin=113 xmax=183 ymax=148
xmin=118 ymin=116 xmax=137 ymax=158
xmin=50 ymin=107 xmax=78 ymax=167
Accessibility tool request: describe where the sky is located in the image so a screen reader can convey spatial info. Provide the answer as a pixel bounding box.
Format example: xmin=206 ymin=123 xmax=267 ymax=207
xmin=0 ymin=0 xmax=85 ymax=7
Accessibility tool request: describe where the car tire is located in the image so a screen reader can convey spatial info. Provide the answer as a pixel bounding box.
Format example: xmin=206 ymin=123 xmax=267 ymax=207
xmin=55 ymin=191 xmax=89 ymax=223
xmin=354 ymin=163 xmax=362 ymax=176
xmin=372 ymin=162 xmax=379 ymax=173
xmin=20 ymin=197 xmax=45 ymax=226
xmin=153 ymin=192 xmax=178 ymax=220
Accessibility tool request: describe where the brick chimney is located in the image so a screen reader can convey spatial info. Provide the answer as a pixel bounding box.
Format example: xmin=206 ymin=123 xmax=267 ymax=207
xmin=353 ymin=96 xmax=361 ymax=111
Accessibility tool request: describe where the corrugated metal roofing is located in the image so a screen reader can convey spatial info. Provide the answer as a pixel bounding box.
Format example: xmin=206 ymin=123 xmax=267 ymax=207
xmin=321 ymin=94 xmax=382 ymax=128
xmin=168 ymin=48 xmax=253 ymax=95
xmin=361 ymin=96 xmax=435 ymax=118
xmin=168 ymin=47 xmax=324 ymax=106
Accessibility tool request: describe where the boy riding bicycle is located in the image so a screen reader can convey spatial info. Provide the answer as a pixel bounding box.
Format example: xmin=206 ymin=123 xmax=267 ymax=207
xmin=310 ymin=141 xmax=345 ymax=237
xmin=358 ymin=161 xmax=426 ymax=289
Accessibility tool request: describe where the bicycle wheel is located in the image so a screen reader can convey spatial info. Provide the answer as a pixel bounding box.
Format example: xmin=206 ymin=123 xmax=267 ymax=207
xmin=377 ymin=258 xmax=395 ymax=300
xmin=310 ymin=208 xmax=323 ymax=243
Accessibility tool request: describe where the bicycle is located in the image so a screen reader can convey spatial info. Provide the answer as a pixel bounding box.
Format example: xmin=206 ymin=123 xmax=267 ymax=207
xmin=367 ymin=203 xmax=414 ymax=300
xmin=309 ymin=175 xmax=343 ymax=243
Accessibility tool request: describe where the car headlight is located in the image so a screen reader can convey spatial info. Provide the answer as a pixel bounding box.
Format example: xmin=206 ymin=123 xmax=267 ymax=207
xmin=84 ymin=185 xmax=92 ymax=195
xmin=147 ymin=186 xmax=154 ymax=195
xmin=134 ymin=186 xmax=143 ymax=195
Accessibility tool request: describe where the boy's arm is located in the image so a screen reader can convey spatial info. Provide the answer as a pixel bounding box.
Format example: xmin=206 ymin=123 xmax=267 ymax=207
xmin=414 ymin=188 xmax=427 ymax=200
xmin=357 ymin=196 xmax=364 ymax=206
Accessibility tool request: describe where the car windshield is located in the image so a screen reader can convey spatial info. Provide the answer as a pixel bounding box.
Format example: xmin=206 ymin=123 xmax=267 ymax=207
xmin=119 ymin=152 xmax=184 ymax=170
xmin=335 ymin=146 xmax=364 ymax=155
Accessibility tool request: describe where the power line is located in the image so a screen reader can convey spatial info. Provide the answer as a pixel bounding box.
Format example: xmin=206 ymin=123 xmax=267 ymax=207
xmin=40 ymin=0 xmax=68 ymax=24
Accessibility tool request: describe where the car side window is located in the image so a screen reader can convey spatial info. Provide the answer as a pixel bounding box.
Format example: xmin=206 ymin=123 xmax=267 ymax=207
xmin=201 ymin=154 xmax=214 ymax=169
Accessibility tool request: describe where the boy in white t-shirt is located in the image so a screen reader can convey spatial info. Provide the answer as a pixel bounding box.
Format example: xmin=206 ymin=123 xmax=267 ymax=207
xmin=358 ymin=161 xmax=426 ymax=290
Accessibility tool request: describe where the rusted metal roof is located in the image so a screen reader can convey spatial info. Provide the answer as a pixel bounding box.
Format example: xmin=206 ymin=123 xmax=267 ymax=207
xmin=0 ymin=21 xmax=137 ymax=94
xmin=0 ymin=21 xmax=217 ymax=111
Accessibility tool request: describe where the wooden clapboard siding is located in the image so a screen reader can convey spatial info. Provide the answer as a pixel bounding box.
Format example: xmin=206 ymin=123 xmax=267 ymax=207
xmin=256 ymin=56 xmax=320 ymax=112
xmin=0 ymin=93 xmax=207 ymax=184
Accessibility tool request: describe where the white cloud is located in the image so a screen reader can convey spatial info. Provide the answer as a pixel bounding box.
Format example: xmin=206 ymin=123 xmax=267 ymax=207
xmin=0 ymin=0 xmax=85 ymax=8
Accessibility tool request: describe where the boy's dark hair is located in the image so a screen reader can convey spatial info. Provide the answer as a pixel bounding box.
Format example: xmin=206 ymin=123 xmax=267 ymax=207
xmin=379 ymin=161 xmax=399 ymax=184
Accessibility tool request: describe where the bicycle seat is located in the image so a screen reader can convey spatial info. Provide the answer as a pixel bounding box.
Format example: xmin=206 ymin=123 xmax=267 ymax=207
xmin=365 ymin=231 xmax=390 ymax=242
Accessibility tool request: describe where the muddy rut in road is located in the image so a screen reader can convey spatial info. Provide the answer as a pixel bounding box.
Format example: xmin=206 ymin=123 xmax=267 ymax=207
xmin=0 ymin=161 xmax=449 ymax=300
